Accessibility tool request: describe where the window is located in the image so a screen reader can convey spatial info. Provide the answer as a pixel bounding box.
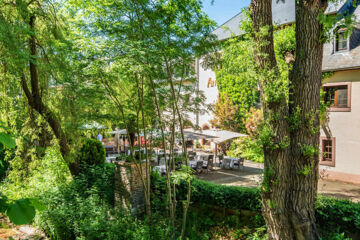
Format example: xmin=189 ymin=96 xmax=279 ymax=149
xmin=207 ymin=77 xmax=216 ymax=88
xmin=320 ymin=137 xmax=335 ymax=167
xmin=323 ymin=82 xmax=351 ymax=112
xmin=335 ymin=28 xmax=348 ymax=52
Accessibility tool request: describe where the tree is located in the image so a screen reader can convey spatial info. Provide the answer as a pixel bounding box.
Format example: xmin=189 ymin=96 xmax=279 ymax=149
xmin=0 ymin=0 xmax=84 ymax=175
xmin=210 ymin=18 xmax=295 ymax=133
xmin=210 ymin=94 xmax=242 ymax=131
xmin=249 ymin=0 xmax=328 ymax=238
xmin=69 ymin=0 xmax=215 ymax=236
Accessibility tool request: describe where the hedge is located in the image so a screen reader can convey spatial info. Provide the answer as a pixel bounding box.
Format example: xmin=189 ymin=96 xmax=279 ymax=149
xmin=152 ymin=175 xmax=360 ymax=235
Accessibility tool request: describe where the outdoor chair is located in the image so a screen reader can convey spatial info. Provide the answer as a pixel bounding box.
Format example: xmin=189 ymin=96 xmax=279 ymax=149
xmin=233 ymin=157 xmax=245 ymax=170
xmin=207 ymin=155 xmax=214 ymax=170
xmin=195 ymin=160 xmax=203 ymax=174
xmin=222 ymin=157 xmax=232 ymax=169
xmin=202 ymin=157 xmax=213 ymax=173
xmin=218 ymin=155 xmax=224 ymax=167
xmin=188 ymin=153 xmax=196 ymax=161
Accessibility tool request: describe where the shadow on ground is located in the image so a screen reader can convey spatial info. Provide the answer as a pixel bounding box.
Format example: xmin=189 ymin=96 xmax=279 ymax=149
xmin=198 ymin=160 xmax=360 ymax=202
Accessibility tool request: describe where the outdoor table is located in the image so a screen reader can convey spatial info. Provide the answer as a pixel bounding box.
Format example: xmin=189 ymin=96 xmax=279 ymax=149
xmin=222 ymin=157 xmax=239 ymax=169
xmin=189 ymin=160 xmax=208 ymax=168
xmin=196 ymin=154 xmax=209 ymax=161
xmin=189 ymin=160 xmax=197 ymax=168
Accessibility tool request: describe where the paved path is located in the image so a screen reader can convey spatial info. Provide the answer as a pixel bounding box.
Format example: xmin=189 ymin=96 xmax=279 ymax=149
xmin=199 ymin=160 xmax=360 ymax=202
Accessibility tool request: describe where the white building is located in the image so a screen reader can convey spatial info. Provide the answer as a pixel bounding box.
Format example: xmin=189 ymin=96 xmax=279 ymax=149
xmin=190 ymin=0 xmax=360 ymax=183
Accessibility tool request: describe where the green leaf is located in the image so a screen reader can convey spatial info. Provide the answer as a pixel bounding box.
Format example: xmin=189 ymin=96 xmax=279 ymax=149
xmin=0 ymin=132 xmax=16 ymax=149
xmin=6 ymin=199 xmax=36 ymax=225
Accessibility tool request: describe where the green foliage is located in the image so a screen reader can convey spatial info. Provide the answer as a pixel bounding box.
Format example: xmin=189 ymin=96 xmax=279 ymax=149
xmin=152 ymin=174 xmax=262 ymax=212
xmin=184 ymin=205 xmax=266 ymax=240
xmin=0 ymin=132 xmax=16 ymax=149
xmin=37 ymin=164 xmax=169 ymax=240
xmin=0 ymin=143 xmax=9 ymax=181
xmin=299 ymin=144 xmax=319 ymax=159
xmin=228 ymin=138 xmax=264 ymax=163
xmin=211 ymin=16 xmax=295 ymax=132
xmin=0 ymin=194 xmax=44 ymax=226
xmin=262 ymin=166 xmax=275 ymax=194
xmin=78 ymin=139 xmax=106 ymax=166
xmin=316 ymin=196 xmax=360 ymax=235
xmin=6 ymin=198 xmax=36 ymax=225
xmin=297 ymin=161 xmax=315 ymax=176
xmin=2 ymin=147 xmax=70 ymax=201
xmin=213 ymin=37 xmax=260 ymax=131
xmin=153 ymin=175 xmax=360 ymax=238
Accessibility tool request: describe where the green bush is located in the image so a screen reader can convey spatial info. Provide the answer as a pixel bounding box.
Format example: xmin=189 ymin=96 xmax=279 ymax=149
xmin=228 ymin=138 xmax=264 ymax=163
xmin=316 ymin=196 xmax=360 ymax=236
xmin=152 ymin=174 xmax=261 ymax=212
xmin=78 ymin=139 xmax=106 ymax=165
xmin=0 ymin=143 xmax=9 ymax=181
xmin=1 ymin=147 xmax=70 ymax=201
xmin=37 ymin=164 xmax=170 ymax=240
xmin=152 ymin=175 xmax=360 ymax=238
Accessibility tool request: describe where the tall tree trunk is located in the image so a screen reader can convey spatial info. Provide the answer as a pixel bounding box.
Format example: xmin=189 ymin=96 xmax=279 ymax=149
xmin=250 ymin=0 xmax=327 ymax=239
xmin=287 ymin=1 xmax=327 ymax=239
xmin=21 ymin=15 xmax=78 ymax=176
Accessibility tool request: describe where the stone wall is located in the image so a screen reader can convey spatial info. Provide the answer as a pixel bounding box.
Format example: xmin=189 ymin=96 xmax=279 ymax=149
xmin=114 ymin=162 xmax=147 ymax=214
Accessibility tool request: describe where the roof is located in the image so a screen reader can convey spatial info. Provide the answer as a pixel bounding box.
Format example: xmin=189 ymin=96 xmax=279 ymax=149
xmin=322 ymin=26 xmax=360 ymax=72
xmin=213 ymin=0 xmax=347 ymax=41
xmin=212 ymin=0 xmax=360 ymax=72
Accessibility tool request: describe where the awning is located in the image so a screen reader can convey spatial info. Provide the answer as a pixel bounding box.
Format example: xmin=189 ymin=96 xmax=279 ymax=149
xmin=183 ymin=129 xmax=219 ymax=140
xmin=202 ymin=129 xmax=247 ymax=143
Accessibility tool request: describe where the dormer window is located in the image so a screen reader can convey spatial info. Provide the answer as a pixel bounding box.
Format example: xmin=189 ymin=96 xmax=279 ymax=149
xmin=335 ymin=27 xmax=348 ymax=52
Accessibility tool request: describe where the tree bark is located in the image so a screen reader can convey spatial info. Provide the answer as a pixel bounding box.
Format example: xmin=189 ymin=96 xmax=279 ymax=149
xmin=250 ymin=0 xmax=327 ymax=239
xmin=21 ymin=15 xmax=78 ymax=176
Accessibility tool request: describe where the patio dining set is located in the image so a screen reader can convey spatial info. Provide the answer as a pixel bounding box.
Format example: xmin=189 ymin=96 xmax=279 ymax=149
xmin=152 ymin=150 xmax=245 ymax=176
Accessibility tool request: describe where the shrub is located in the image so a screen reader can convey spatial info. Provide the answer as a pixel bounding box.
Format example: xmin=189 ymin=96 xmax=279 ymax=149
xmin=1 ymin=147 xmax=70 ymax=201
xmin=152 ymin=175 xmax=360 ymax=238
xmin=0 ymin=143 xmax=9 ymax=181
xmin=228 ymin=137 xmax=264 ymax=163
xmin=78 ymin=139 xmax=106 ymax=165
xmin=152 ymin=174 xmax=261 ymax=212
xmin=316 ymin=196 xmax=360 ymax=236
xmin=37 ymin=165 xmax=170 ymax=240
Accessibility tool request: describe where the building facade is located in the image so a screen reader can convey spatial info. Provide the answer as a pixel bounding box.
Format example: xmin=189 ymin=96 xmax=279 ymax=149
xmin=191 ymin=0 xmax=360 ymax=183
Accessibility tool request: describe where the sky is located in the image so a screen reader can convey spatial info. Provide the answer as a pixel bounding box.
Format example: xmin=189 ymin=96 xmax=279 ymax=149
xmin=202 ymin=0 xmax=251 ymax=26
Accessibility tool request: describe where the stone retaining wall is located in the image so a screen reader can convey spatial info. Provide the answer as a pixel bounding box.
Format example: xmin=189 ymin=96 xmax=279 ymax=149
xmin=114 ymin=162 xmax=147 ymax=214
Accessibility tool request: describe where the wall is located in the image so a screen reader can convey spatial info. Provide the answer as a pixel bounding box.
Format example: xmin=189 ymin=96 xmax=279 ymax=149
xmin=320 ymin=69 xmax=360 ymax=183
xmin=114 ymin=162 xmax=147 ymax=214
xmin=188 ymin=58 xmax=218 ymax=129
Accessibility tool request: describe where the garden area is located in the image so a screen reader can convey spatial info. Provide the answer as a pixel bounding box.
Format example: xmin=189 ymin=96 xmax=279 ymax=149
xmin=1 ymin=0 xmax=360 ymax=239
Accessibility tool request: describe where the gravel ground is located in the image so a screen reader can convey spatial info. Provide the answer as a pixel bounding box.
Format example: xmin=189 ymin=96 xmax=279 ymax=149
xmin=0 ymin=215 xmax=47 ymax=240
xmin=198 ymin=160 xmax=360 ymax=202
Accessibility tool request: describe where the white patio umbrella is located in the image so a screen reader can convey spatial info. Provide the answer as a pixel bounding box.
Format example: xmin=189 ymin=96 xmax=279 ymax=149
xmin=202 ymin=129 xmax=248 ymax=144
xmin=198 ymin=129 xmax=248 ymax=162
xmin=183 ymin=130 xmax=219 ymax=140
